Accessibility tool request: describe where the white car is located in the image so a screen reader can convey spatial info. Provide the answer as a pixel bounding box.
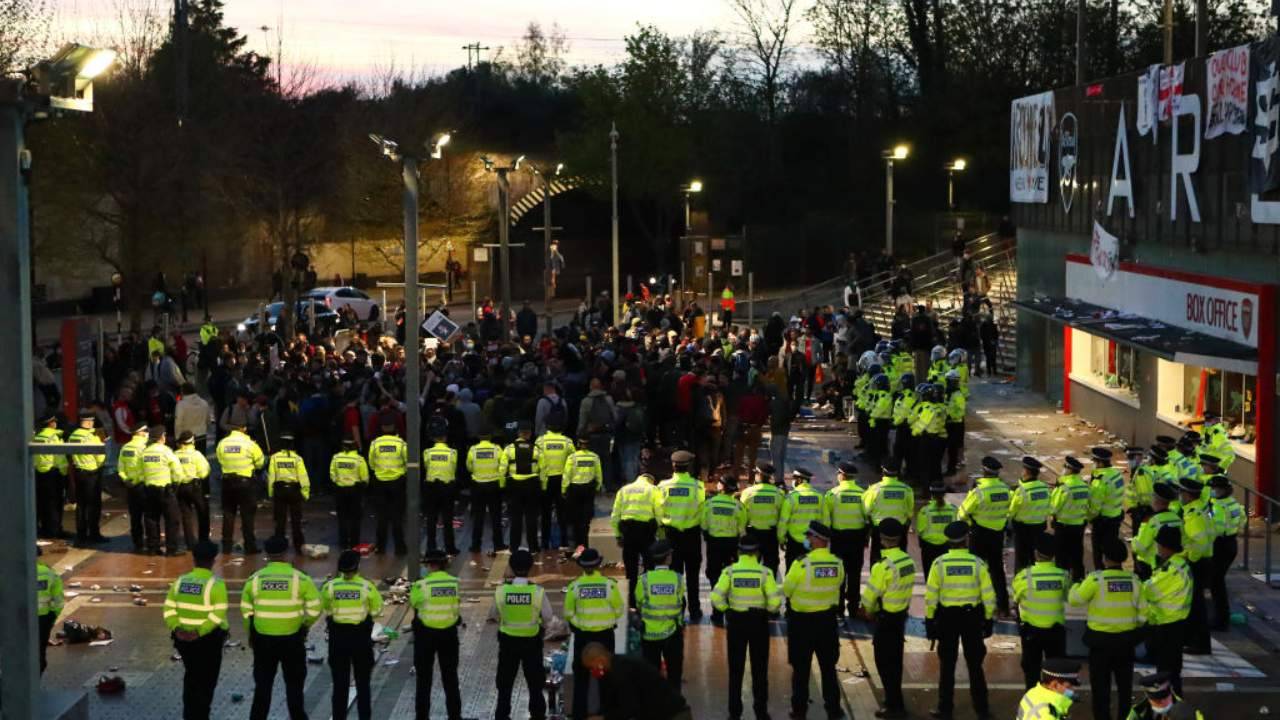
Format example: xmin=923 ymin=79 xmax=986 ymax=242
xmin=304 ymin=286 xmax=381 ymax=321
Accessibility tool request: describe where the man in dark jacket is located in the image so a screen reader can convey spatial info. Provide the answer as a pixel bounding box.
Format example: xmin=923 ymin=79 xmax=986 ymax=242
xmin=516 ymin=301 xmax=539 ymax=340
xmin=581 ymin=642 xmax=692 ymax=720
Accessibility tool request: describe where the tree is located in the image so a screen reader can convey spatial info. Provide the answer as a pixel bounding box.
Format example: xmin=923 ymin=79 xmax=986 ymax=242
xmin=515 ymin=22 xmax=569 ymax=87
xmin=727 ymin=0 xmax=799 ymax=128
xmin=0 ymin=0 xmax=50 ymax=76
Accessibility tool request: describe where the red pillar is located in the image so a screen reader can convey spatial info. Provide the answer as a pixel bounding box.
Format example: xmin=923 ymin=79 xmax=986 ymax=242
xmin=1063 ymin=325 xmax=1073 ymax=414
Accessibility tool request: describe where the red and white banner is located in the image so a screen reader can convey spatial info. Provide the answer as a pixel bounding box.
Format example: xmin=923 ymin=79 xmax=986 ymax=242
xmin=1089 ymin=221 xmax=1119 ymax=280
xmin=1158 ymin=62 xmax=1184 ymax=122
xmin=1066 ymin=256 xmax=1261 ymax=348
xmin=1206 ymin=44 xmax=1249 ymax=139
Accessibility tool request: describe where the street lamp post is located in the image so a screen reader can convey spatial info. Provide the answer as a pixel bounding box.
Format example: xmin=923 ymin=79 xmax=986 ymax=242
xmin=945 ymin=158 xmax=967 ymax=211
xmin=882 ymin=144 xmax=909 ymax=257
xmin=610 ymin=123 xmax=620 ymax=327
xmin=483 ymin=155 xmax=523 ymax=341
xmin=683 ymin=179 xmax=703 ymax=234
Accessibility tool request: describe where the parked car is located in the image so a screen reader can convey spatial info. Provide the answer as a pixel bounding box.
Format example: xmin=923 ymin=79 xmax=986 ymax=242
xmin=303 ymin=286 xmax=380 ymax=321
xmin=237 ymin=300 xmax=338 ymax=338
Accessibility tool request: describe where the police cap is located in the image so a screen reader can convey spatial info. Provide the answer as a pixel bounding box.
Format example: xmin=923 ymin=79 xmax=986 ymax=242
xmin=648 ymin=540 xmax=673 ymax=561
xmin=880 ymin=458 xmax=901 ymax=475
xmin=1063 ymin=456 xmax=1084 ymax=472
xmin=177 ymin=431 xmax=195 ymax=445
xmin=981 ymin=456 xmax=1002 ymax=474
xmin=191 ymin=540 xmax=219 ymax=563
xmin=341 ymin=438 xmax=357 ymax=449
xmin=427 ymin=416 xmax=449 ymax=438
xmin=517 ymin=420 xmax=533 ymax=433
xmin=1155 ymin=435 xmax=1177 ymax=446
xmin=263 ymin=536 xmax=289 ymax=555
xmin=1149 ymin=446 xmax=1169 ymax=462
xmin=1181 ymin=430 xmax=1201 ymax=445
xmin=1178 ymin=477 xmax=1204 ymax=494
xmin=943 ymin=521 xmax=969 ymax=543
xmin=1090 ymin=447 xmax=1113 ymax=461
xmin=1022 ymin=456 xmax=1043 ymax=473
xmin=929 ymin=482 xmax=947 ymax=495
xmin=719 ymin=476 xmax=739 ymax=492
xmin=754 ymin=460 xmax=775 ymax=477
xmin=1041 ymin=658 xmax=1081 ymax=685
xmin=1156 ymin=526 xmax=1183 ymax=552
xmin=837 ymin=461 xmax=858 ymax=476
xmin=1198 ymin=453 xmax=1221 ymax=467
xmin=1208 ymin=474 xmax=1230 ymax=489
xmin=671 ymin=450 xmax=695 ymax=467
xmin=78 ymin=408 xmax=95 ymax=420
xmin=1035 ymin=533 xmax=1058 ymax=558
xmin=279 ymin=433 xmax=295 ymax=443
xmin=792 ymin=468 xmax=814 ymax=480
xmin=577 ymin=548 xmax=603 ymax=569
xmin=509 ymin=549 xmax=534 ymax=574
xmin=337 ymin=549 xmax=361 ymax=573
xmin=805 ymin=521 xmax=832 ymax=541
xmin=877 ymin=518 xmax=905 ymax=538
xmin=1103 ymin=539 xmax=1128 ymax=564
xmin=1139 ymin=672 xmax=1174 ymax=699
xmin=423 ymin=549 xmax=449 ymax=566
xmin=1153 ymin=482 xmax=1178 ymax=501
xmin=738 ymin=535 xmax=761 ymax=554
xmin=148 ymin=425 xmax=166 ymax=442
xmin=39 ymin=413 xmax=57 ymax=426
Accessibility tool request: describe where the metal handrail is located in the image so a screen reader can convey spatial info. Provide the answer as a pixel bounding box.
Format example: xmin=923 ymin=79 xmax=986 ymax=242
xmin=859 ymin=233 xmax=1011 ymax=305
xmin=1233 ymin=477 xmax=1280 ymax=586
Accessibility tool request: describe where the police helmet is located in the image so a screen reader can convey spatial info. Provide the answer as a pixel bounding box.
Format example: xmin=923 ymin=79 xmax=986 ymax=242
xmin=898 ymin=372 xmax=915 ymax=389
xmin=874 ymin=340 xmax=891 ymax=355
xmin=930 ymin=345 xmax=947 ymax=362
xmin=948 ymin=349 xmax=967 ymax=365
xmin=871 ymin=373 xmax=890 ymax=391
xmin=857 ymin=351 xmax=878 ymax=372
xmin=866 ymin=363 xmax=882 ymax=377
xmin=915 ymin=382 xmax=932 ymax=396
xmin=944 ymin=369 xmax=961 ymax=387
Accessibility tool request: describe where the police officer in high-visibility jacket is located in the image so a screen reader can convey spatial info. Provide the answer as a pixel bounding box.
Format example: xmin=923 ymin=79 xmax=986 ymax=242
xmin=563 ymin=437 xmax=604 ymax=550
xmin=863 ymin=458 xmax=914 ymax=565
xmin=1143 ymin=526 xmax=1192 ymax=696
xmin=215 ymin=421 xmax=265 ymax=554
xmin=704 ymin=475 xmax=747 ymax=624
xmin=564 ymin=548 xmax=625 ymax=720
xmin=1201 ymin=411 xmax=1236 ymax=471
xmin=1209 ymin=474 xmax=1245 ymax=631
xmin=1125 ymin=447 xmax=1158 ymax=528
xmin=740 ymin=461 xmax=784 ymax=575
xmin=368 ymin=424 xmax=409 ymax=555
xmin=36 ymin=546 xmax=63 ymax=674
xmin=782 ymin=522 xmax=845 ymax=720
xmin=1127 ymin=672 xmax=1205 ymax=720
xmin=321 ymin=550 xmax=383 ymax=720
xmin=490 ymin=549 xmax=555 ymax=720
xmin=164 ymin=540 xmax=227 ymax=719
xmin=658 ymin=450 xmax=706 ymax=620
xmin=423 ymin=418 xmax=459 ymax=555
xmin=1178 ymin=476 xmax=1215 ymax=655
xmin=330 ymin=438 xmax=370 ymax=550
xmin=915 ymin=482 xmax=959 ymax=577
xmin=943 ymin=371 xmax=966 ymax=476
xmin=411 ymin=550 xmax=463 ymax=720
xmin=1068 ymin=539 xmax=1146 ymax=720
xmin=867 ymin=373 xmax=894 ymax=466
xmin=119 ymin=425 xmax=149 ymax=551
xmin=504 ymin=421 xmax=544 ymax=551
xmin=1132 ymin=483 xmax=1183 ymax=579
xmin=69 ymin=409 xmax=107 ymax=546
xmin=861 ymin=518 xmax=916 ymax=719
xmin=536 ymin=420 xmax=574 ymax=549
xmin=33 ymin=414 xmax=67 ymax=539
xmin=174 ymin=431 xmax=212 ymax=548
xmin=891 ymin=373 xmax=917 ymax=470
xmin=635 ymin=540 xmax=687 ymax=690
xmin=1088 ymin=447 xmax=1127 ymax=572
xmin=925 ymin=521 xmax=996 ymax=719
xmin=1009 ymin=456 xmax=1051 ymax=571
xmin=778 ymin=468 xmax=824 ymax=570
xmin=267 ymin=434 xmax=310 ymax=550
xmin=242 ymin=536 xmax=322 ymax=720
xmin=1050 ymin=456 xmax=1092 ymax=582
xmin=711 ymin=535 xmax=781 ymax=720
xmin=909 ymin=383 xmax=947 ymax=488
xmin=467 ymin=431 xmax=507 ymax=553
xmin=141 ymin=425 xmax=185 ymax=555
xmin=961 ymin=456 xmax=1013 ymax=615
xmin=613 ymin=472 xmax=660 ymax=606
xmin=1011 ymin=533 xmax=1069 ymax=689
xmin=1015 ymin=659 xmax=1080 ymax=720
xmin=825 ymin=461 xmax=868 ymax=617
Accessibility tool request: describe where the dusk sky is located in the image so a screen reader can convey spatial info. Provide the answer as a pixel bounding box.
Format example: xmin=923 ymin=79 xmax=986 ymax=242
xmin=54 ymin=0 xmax=814 ymax=82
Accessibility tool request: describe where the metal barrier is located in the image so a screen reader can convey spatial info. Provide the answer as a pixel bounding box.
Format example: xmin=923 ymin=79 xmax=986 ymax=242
xmin=1235 ymin=478 xmax=1280 ymax=586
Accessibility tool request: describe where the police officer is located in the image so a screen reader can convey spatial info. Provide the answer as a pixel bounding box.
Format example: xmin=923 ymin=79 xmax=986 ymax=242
xmin=503 ymin=421 xmax=543 ymax=551
xmin=778 ymin=468 xmax=824 ymax=569
xmin=369 ymin=423 xmax=409 ymax=555
xmin=119 ymin=425 xmax=150 ymax=551
xmin=563 ymin=436 xmax=604 ymax=550
xmin=740 ymin=461 xmax=784 ymax=575
xmin=1132 ymin=483 xmax=1183 ymax=579
xmin=704 ymin=474 xmax=746 ymax=624
xmin=411 ymin=549 xmax=463 ymax=720
xmin=491 ymin=549 xmax=554 ymax=720
xmin=1209 ymin=474 xmax=1245 ymax=631
xmin=141 ymin=425 xmax=185 ymax=555
xmin=1010 ymin=534 xmax=1069 ymax=689
xmin=825 ymin=461 xmax=868 ymax=618
xmin=867 ymin=373 xmax=893 ymax=466
xmin=1143 ymin=526 xmax=1192 ymax=696
xmin=943 ymin=371 xmax=966 ymax=476
xmin=564 ymin=548 xmax=625 ymax=720
xmin=711 ymin=535 xmax=781 ymax=720
xmin=1179 ymin=475 xmax=1215 ymax=655
xmin=215 ymin=420 xmax=265 ymax=554
xmin=242 ymin=536 xmax=322 ymax=720
xmin=536 ymin=420 xmax=573 ymax=549
xmin=33 ymin=414 xmax=68 ymax=539
xmin=861 ymin=518 xmax=915 ymax=719
xmin=1127 ymin=672 xmax=1204 ymax=720
xmin=164 ymin=540 xmax=227 ymax=719
xmin=612 ymin=472 xmax=660 ymax=606
xmin=864 ymin=458 xmax=914 ymax=565
xmin=321 ymin=550 xmax=383 ymax=720
xmin=36 ymin=546 xmax=63 ymax=674
xmin=1008 ymin=456 xmax=1050 ymax=571
xmin=1049 ymin=456 xmax=1090 ymax=581
xmin=782 ymin=521 xmax=845 ymax=720
xmin=658 ymin=450 xmax=706 ymax=620
xmin=1068 ymin=539 xmax=1145 ymax=720
xmin=925 ymin=521 xmax=996 ymax=720
xmin=910 ymin=383 xmax=947 ymax=488
xmin=423 ymin=419 xmax=460 ymax=555
xmin=467 ymin=431 xmax=507 ymax=553
xmin=267 ymin=434 xmax=310 ymax=550
xmin=961 ymin=456 xmax=1012 ymax=615
xmin=1015 ymin=658 xmax=1080 ymax=720
xmin=635 ymin=540 xmax=686 ymax=691
xmin=891 ymin=373 xmax=918 ymax=472
xmin=174 ymin=431 xmax=212 ymax=548
xmin=1086 ymin=448 xmax=1125 ymax=574
xmin=1201 ymin=411 xmax=1237 ymax=471
xmin=330 ymin=438 xmax=370 ymax=550
xmin=1125 ymin=447 xmax=1157 ymax=529
xmin=69 ymin=409 xmax=107 ymax=546
xmin=915 ymin=482 xmax=959 ymax=577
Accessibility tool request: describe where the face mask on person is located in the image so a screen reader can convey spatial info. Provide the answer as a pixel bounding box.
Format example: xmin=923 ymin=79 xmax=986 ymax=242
xmin=803 ymin=538 xmax=812 ymax=551
xmin=1063 ymin=688 xmax=1076 ymax=700
xmin=1150 ymin=703 xmax=1173 ymax=715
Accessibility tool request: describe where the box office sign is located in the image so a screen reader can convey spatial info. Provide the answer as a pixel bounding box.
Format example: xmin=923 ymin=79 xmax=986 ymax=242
xmin=1066 ymin=257 xmax=1260 ymax=348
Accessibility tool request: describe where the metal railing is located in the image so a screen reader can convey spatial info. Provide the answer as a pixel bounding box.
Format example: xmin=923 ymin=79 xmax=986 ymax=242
xmin=1234 ymin=478 xmax=1280 ymax=586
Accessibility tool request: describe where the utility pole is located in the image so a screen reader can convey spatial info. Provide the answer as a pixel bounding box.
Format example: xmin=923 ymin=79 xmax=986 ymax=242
xmin=884 ymin=157 xmax=895 ymax=256
xmin=175 ymin=0 xmax=188 ymax=126
xmin=1195 ymin=0 xmax=1207 ymax=57
xmin=462 ymin=42 xmax=491 ymax=70
xmin=610 ymin=123 xmax=620 ymax=327
xmin=496 ymin=168 xmax=513 ymax=340
xmin=1075 ymin=0 xmax=1086 ymax=85
xmin=400 ymin=155 xmax=422 ymax=581
xmin=531 ymin=170 xmax=562 ymax=337
xmin=1163 ymin=0 xmax=1174 ymax=65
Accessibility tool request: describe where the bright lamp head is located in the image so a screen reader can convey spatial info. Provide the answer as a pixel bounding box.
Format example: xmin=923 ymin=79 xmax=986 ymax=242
xmin=688 ymin=180 xmax=703 ymax=193
xmin=891 ymin=145 xmax=909 ymax=160
xmin=35 ymin=43 xmax=116 ymax=113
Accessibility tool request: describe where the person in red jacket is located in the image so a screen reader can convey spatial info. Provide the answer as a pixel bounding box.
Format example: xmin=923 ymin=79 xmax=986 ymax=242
xmin=735 ymin=380 xmax=770 ymax=470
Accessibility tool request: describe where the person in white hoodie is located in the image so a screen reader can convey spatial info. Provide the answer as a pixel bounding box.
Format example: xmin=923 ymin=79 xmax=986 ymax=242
xmin=174 ymin=383 xmax=214 ymax=494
